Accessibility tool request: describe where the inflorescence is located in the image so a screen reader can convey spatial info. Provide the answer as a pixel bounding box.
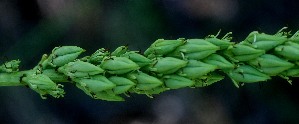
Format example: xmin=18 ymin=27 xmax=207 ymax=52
xmin=0 ymin=28 xmax=298 ymax=101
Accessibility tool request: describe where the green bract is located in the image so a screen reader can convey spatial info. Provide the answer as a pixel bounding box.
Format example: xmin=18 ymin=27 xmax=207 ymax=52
xmin=289 ymin=31 xmax=299 ymax=44
xmin=127 ymin=72 xmax=163 ymax=90
xmin=225 ymin=44 xmax=265 ymax=62
xmin=242 ymin=31 xmax=287 ymax=51
xmin=74 ymin=75 xmax=116 ymax=93
xmin=58 ymin=60 xmax=104 ymax=78
xmin=88 ymin=48 xmax=109 ymax=64
xmin=275 ymin=42 xmax=299 ymax=61
xmin=121 ymin=51 xmax=152 ymax=67
xmin=179 ymin=60 xmax=217 ymax=79
xmin=169 ymin=39 xmax=220 ymax=60
xmin=0 ymin=60 xmax=20 ymax=73
xmin=100 ymin=57 xmax=139 ymax=74
xmin=203 ymin=54 xmax=234 ymax=70
xmin=22 ymin=74 xmax=64 ymax=99
xmin=281 ymin=66 xmax=299 ymax=77
xmin=194 ymin=73 xmax=224 ymax=87
xmin=48 ymin=46 xmax=85 ymax=67
xmin=111 ymin=46 xmax=128 ymax=56
xmin=144 ymin=38 xmax=185 ymax=57
xmin=109 ymin=76 xmax=136 ymax=94
xmin=0 ymin=28 xmax=299 ymax=101
xmin=148 ymin=57 xmax=187 ymax=74
xmin=228 ymin=65 xmax=271 ymax=85
xmin=164 ymin=75 xmax=194 ymax=89
xmin=205 ymin=32 xmax=233 ymax=50
xmin=248 ymin=54 xmax=294 ymax=75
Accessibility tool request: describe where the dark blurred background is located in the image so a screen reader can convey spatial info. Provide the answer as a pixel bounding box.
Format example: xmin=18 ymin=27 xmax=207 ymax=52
xmin=0 ymin=0 xmax=299 ymax=124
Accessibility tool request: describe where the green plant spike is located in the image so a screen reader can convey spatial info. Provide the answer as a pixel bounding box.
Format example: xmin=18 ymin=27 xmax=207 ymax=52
xmin=1 ymin=28 xmax=299 ymax=101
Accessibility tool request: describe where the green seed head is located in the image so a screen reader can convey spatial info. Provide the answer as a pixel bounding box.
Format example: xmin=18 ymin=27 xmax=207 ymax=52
xmin=2 ymin=28 xmax=299 ymax=101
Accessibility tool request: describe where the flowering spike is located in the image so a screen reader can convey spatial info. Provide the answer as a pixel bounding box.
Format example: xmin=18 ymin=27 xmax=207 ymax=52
xmin=1 ymin=28 xmax=299 ymax=101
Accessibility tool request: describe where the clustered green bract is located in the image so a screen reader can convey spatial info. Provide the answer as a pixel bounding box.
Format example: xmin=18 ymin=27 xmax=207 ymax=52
xmin=0 ymin=28 xmax=298 ymax=101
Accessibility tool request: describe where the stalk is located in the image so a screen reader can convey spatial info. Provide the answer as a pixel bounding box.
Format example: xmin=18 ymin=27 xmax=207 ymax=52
xmin=0 ymin=28 xmax=298 ymax=101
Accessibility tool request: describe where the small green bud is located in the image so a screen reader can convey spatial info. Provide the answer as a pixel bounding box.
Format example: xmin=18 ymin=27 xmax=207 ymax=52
xmin=111 ymin=46 xmax=128 ymax=56
xmin=127 ymin=72 xmax=163 ymax=90
xmin=121 ymin=51 xmax=152 ymax=67
xmin=92 ymin=91 xmax=124 ymax=101
xmin=100 ymin=57 xmax=140 ymax=74
xmin=228 ymin=65 xmax=271 ymax=85
xmin=148 ymin=57 xmax=187 ymax=74
xmin=48 ymin=46 xmax=85 ymax=67
xmin=225 ymin=44 xmax=265 ymax=62
xmin=75 ymin=81 xmax=123 ymax=101
xmin=194 ymin=73 xmax=224 ymax=87
xmin=42 ymin=69 xmax=68 ymax=82
xmin=144 ymin=87 xmax=168 ymax=95
xmin=179 ymin=60 xmax=217 ymax=79
xmin=248 ymin=54 xmax=294 ymax=75
xmin=74 ymin=75 xmax=116 ymax=93
xmin=203 ymin=54 xmax=235 ymax=70
xmin=275 ymin=42 xmax=299 ymax=61
xmin=132 ymin=86 xmax=168 ymax=97
xmin=89 ymin=48 xmax=109 ymax=64
xmin=289 ymin=30 xmax=299 ymax=44
xmin=169 ymin=39 xmax=220 ymax=60
xmin=22 ymin=74 xmax=64 ymax=99
xmin=164 ymin=75 xmax=194 ymax=89
xmin=205 ymin=32 xmax=234 ymax=50
xmin=144 ymin=38 xmax=186 ymax=56
xmin=281 ymin=66 xmax=299 ymax=77
xmin=242 ymin=31 xmax=287 ymax=51
xmin=0 ymin=60 xmax=20 ymax=73
xmin=58 ymin=60 xmax=104 ymax=78
xmin=109 ymin=76 xmax=136 ymax=94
